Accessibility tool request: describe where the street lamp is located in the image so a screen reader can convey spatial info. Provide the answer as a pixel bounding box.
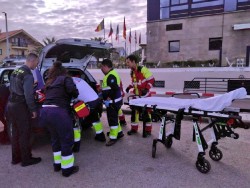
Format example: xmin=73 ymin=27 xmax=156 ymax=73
xmin=2 ymin=12 xmax=10 ymax=58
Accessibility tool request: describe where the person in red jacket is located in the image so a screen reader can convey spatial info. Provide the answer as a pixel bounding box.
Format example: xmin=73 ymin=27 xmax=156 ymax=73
xmin=118 ymin=81 xmax=127 ymax=126
xmin=125 ymin=55 xmax=155 ymax=136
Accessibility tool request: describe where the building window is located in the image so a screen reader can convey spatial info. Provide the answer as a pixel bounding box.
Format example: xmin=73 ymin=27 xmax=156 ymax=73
xmin=154 ymin=80 xmax=165 ymax=88
xmin=166 ymin=23 xmax=183 ymax=31
xmin=169 ymin=40 xmax=180 ymax=52
xmin=192 ymin=0 xmax=212 ymax=2
xmin=0 ymin=49 xmax=2 ymax=55
xmin=160 ymin=0 xmax=170 ymax=19
xmin=209 ymin=38 xmax=222 ymax=50
xmin=161 ymin=0 xmax=170 ymax=7
xmin=171 ymin=0 xmax=188 ymax=5
xmin=161 ymin=7 xmax=170 ymax=19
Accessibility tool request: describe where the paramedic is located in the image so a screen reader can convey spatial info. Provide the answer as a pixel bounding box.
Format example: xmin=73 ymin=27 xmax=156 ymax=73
xmin=7 ymin=53 xmax=41 ymax=166
xmin=125 ymin=54 xmax=155 ymax=136
xmin=72 ymin=76 xmax=106 ymax=152
xmin=118 ymin=81 xmax=127 ymax=126
xmin=40 ymin=61 xmax=79 ymax=177
xmin=101 ymin=59 xmax=124 ymax=146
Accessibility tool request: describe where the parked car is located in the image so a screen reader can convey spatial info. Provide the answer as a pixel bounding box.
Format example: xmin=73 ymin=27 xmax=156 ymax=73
xmin=0 ymin=38 xmax=112 ymax=141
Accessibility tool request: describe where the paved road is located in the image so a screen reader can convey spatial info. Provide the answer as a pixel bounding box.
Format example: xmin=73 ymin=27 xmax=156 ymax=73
xmin=0 ymin=113 xmax=250 ymax=188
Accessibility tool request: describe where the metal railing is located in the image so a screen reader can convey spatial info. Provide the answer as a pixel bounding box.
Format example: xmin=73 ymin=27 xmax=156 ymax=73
xmin=183 ymin=77 xmax=250 ymax=94
xmin=11 ymin=42 xmax=28 ymax=47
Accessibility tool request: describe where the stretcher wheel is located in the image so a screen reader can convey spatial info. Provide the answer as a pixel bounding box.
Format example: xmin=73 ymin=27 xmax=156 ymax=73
xmin=233 ymin=133 xmax=239 ymax=139
xmin=209 ymin=148 xmax=223 ymax=161
xmin=152 ymin=139 xmax=157 ymax=158
xmin=165 ymin=136 xmax=173 ymax=148
xmin=196 ymin=158 xmax=211 ymax=174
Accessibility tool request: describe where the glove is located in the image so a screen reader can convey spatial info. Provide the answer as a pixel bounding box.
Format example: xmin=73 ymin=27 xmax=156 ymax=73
xmin=141 ymin=89 xmax=149 ymax=97
xmin=104 ymin=100 xmax=110 ymax=108
xmin=125 ymin=87 xmax=130 ymax=93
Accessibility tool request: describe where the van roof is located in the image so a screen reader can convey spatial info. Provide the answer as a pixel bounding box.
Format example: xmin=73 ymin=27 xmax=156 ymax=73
xmin=39 ymin=38 xmax=112 ymax=67
xmin=55 ymin=38 xmax=112 ymax=49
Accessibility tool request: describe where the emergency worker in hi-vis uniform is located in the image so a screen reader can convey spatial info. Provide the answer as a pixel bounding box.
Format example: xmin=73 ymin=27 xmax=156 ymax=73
xmin=101 ymin=59 xmax=124 ymax=146
xmin=118 ymin=81 xmax=127 ymax=126
xmin=40 ymin=62 xmax=79 ymax=177
xmin=72 ymin=76 xmax=106 ymax=147
xmin=125 ymin=55 xmax=155 ymax=136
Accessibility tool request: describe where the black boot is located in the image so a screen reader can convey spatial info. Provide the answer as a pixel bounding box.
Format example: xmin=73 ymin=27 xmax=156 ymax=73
xmin=120 ymin=120 xmax=127 ymax=126
xmin=106 ymin=139 xmax=117 ymax=146
xmin=21 ymin=157 xmax=42 ymax=167
xmin=127 ymin=129 xmax=137 ymax=135
xmin=62 ymin=166 xmax=79 ymax=177
xmin=53 ymin=164 xmax=61 ymax=172
xmin=95 ymin=132 xmax=106 ymax=142
xmin=11 ymin=158 xmax=21 ymax=165
xmin=118 ymin=131 xmax=124 ymax=139
xmin=72 ymin=141 xmax=81 ymax=153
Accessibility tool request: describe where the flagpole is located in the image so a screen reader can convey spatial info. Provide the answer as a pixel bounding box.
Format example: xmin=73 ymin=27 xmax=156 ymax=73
xmin=125 ymin=41 xmax=127 ymax=58
xmin=130 ymin=43 xmax=132 ymax=54
xmin=134 ymin=31 xmax=136 ymax=55
xmin=130 ymin=29 xmax=131 ymax=54
xmin=135 ymin=41 xmax=136 ymax=55
xmin=103 ymin=18 xmax=105 ymax=39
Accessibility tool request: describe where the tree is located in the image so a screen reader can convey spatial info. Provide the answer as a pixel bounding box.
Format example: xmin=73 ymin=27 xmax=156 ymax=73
xmin=34 ymin=37 xmax=56 ymax=55
xmin=42 ymin=37 xmax=56 ymax=46
xmin=34 ymin=46 xmax=43 ymax=55
xmin=90 ymin=37 xmax=108 ymax=43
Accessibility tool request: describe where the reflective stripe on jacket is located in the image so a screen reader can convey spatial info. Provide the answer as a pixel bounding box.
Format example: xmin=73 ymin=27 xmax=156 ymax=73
xmin=129 ymin=66 xmax=155 ymax=95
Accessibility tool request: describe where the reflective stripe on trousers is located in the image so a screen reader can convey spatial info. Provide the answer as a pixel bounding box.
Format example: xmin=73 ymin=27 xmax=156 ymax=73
xmin=74 ymin=127 xmax=81 ymax=142
xmin=61 ymin=154 xmax=74 ymax=169
xmin=93 ymin=121 xmax=103 ymax=134
xmin=53 ymin=151 xmax=62 ymax=164
xmin=109 ymin=125 xmax=119 ymax=139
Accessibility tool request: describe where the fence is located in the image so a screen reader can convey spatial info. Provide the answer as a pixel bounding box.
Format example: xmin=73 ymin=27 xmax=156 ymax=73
xmin=183 ymin=77 xmax=250 ymax=94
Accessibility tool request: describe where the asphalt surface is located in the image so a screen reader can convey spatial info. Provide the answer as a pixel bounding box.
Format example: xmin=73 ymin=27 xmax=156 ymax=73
xmin=0 ymin=113 xmax=250 ymax=188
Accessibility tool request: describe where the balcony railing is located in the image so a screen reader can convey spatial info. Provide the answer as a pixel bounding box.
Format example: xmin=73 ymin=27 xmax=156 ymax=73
xmin=11 ymin=42 xmax=28 ymax=47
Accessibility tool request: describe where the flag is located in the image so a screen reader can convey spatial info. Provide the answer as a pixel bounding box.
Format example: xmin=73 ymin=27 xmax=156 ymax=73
xmin=123 ymin=16 xmax=126 ymax=39
xmin=129 ymin=29 xmax=131 ymax=43
xmin=115 ymin=24 xmax=119 ymax=41
xmin=108 ymin=22 xmax=113 ymax=37
xmin=135 ymin=30 xmax=137 ymax=44
xmin=95 ymin=19 xmax=104 ymax=32
xmin=139 ymin=32 xmax=141 ymax=44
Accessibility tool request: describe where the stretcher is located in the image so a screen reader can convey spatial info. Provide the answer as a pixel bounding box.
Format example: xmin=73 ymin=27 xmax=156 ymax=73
xmin=126 ymin=87 xmax=247 ymax=173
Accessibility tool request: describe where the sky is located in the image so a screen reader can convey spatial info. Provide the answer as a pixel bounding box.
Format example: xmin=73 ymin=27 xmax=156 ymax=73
xmin=0 ymin=0 xmax=147 ymax=53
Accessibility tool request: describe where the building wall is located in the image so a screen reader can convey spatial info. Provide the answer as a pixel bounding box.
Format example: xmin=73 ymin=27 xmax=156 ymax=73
xmin=0 ymin=43 xmax=7 ymax=61
xmin=89 ymin=67 xmax=250 ymax=94
xmin=146 ymin=10 xmax=250 ymax=66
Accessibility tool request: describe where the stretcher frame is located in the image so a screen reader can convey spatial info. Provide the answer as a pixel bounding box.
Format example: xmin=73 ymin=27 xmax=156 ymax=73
xmin=126 ymin=95 xmax=243 ymax=173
